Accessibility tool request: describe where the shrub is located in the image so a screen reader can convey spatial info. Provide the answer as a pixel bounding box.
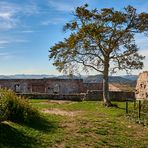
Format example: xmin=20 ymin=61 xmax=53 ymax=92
xmin=0 ymin=89 xmax=39 ymax=123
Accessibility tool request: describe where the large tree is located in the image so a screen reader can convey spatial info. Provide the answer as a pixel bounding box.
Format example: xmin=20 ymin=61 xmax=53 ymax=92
xmin=49 ymin=5 xmax=148 ymax=106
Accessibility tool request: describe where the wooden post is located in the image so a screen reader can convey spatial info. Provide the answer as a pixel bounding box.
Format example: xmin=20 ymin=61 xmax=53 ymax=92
xmin=134 ymin=100 xmax=136 ymax=110
xmin=126 ymin=100 xmax=128 ymax=114
xmin=138 ymin=100 xmax=141 ymax=120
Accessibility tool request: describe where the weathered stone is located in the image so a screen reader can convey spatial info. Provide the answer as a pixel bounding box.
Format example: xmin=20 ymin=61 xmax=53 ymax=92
xmin=0 ymin=78 xmax=84 ymax=95
xmin=135 ymin=71 xmax=148 ymax=100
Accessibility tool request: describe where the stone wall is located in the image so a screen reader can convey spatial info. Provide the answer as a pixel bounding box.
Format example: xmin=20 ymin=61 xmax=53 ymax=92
xmin=85 ymin=90 xmax=135 ymax=101
xmin=18 ymin=91 xmax=135 ymax=102
xmin=135 ymin=71 xmax=148 ymax=100
xmin=0 ymin=78 xmax=84 ymax=95
xmin=19 ymin=93 xmax=84 ymax=101
xmin=82 ymin=83 xmax=103 ymax=92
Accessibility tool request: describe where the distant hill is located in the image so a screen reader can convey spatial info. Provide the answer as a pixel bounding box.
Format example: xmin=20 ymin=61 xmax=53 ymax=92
xmin=57 ymin=75 xmax=82 ymax=79
xmin=83 ymin=74 xmax=137 ymax=84
xmin=83 ymin=75 xmax=103 ymax=83
xmin=120 ymin=75 xmax=138 ymax=81
xmin=0 ymin=74 xmax=55 ymax=79
xmin=0 ymin=74 xmax=138 ymax=86
xmin=0 ymin=74 xmax=84 ymax=80
xmin=83 ymin=74 xmax=137 ymax=91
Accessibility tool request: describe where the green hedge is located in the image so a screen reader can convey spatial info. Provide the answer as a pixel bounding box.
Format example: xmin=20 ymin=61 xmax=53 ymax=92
xmin=0 ymin=89 xmax=39 ymax=123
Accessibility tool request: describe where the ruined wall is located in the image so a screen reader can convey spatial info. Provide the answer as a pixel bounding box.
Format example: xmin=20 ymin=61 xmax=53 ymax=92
xmin=0 ymin=77 xmax=136 ymax=101
xmin=20 ymin=94 xmax=84 ymax=101
xmin=85 ymin=90 xmax=135 ymax=101
xmin=135 ymin=71 xmax=148 ymax=100
xmin=0 ymin=79 xmax=29 ymax=93
xmin=0 ymin=78 xmax=84 ymax=95
xmin=83 ymin=83 xmax=103 ymax=92
xmin=46 ymin=79 xmax=84 ymax=94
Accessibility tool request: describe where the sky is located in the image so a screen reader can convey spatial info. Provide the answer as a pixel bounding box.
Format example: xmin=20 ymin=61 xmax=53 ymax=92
xmin=0 ymin=0 xmax=147 ymax=76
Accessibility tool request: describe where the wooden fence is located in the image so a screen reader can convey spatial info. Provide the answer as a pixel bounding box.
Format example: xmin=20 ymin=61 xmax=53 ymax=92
xmin=125 ymin=99 xmax=148 ymax=126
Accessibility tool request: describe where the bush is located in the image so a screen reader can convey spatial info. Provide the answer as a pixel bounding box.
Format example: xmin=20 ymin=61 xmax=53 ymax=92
xmin=0 ymin=89 xmax=39 ymax=123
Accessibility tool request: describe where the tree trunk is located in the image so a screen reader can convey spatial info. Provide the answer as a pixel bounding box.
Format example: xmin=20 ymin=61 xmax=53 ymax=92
xmin=103 ymin=74 xmax=112 ymax=107
xmin=103 ymin=59 xmax=112 ymax=107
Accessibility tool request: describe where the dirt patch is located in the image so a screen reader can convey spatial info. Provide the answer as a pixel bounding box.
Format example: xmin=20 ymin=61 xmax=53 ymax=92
xmin=42 ymin=108 xmax=81 ymax=117
xmin=38 ymin=100 xmax=75 ymax=105
xmin=49 ymin=100 xmax=75 ymax=104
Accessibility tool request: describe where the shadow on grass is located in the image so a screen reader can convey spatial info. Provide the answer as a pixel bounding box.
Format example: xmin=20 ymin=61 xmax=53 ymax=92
xmin=24 ymin=115 xmax=58 ymax=133
xmin=0 ymin=115 xmax=59 ymax=148
xmin=108 ymin=103 xmax=125 ymax=110
xmin=0 ymin=123 xmax=37 ymax=148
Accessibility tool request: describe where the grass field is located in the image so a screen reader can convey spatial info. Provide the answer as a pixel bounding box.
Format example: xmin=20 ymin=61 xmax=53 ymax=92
xmin=0 ymin=99 xmax=148 ymax=148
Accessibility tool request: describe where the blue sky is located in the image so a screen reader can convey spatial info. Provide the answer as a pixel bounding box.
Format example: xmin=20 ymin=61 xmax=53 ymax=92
xmin=0 ymin=0 xmax=147 ymax=75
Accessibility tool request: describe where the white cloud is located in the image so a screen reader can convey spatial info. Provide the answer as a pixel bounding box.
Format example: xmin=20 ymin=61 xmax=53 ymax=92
xmin=0 ymin=52 xmax=14 ymax=60
xmin=0 ymin=1 xmax=39 ymax=30
xmin=0 ymin=40 xmax=9 ymax=45
xmin=48 ymin=0 xmax=92 ymax=12
xmin=0 ymin=12 xmax=12 ymax=19
xmin=48 ymin=0 xmax=74 ymax=12
xmin=42 ymin=18 xmax=67 ymax=25
xmin=135 ymin=35 xmax=147 ymax=51
xmin=0 ymin=38 xmax=29 ymax=48
xmin=139 ymin=49 xmax=148 ymax=71
xmin=0 ymin=14 xmax=18 ymax=30
xmin=0 ymin=2 xmax=20 ymax=30
xmin=22 ymin=3 xmax=39 ymax=15
xmin=20 ymin=30 xmax=35 ymax=33
xmin=13 ymin=39 xmax=29 ymax=43
xmin=135 ymin=34 xmax=148 ymax=72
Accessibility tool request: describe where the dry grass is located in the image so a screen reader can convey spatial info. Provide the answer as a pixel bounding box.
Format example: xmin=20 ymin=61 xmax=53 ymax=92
xmin=42 ymin=108 xmax=82 ymax=117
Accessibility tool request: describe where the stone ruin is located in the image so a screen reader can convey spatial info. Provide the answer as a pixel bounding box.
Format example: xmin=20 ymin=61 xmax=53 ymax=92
xmin=0 ymin=77 xmax=136 ymax=101
xmin=135 ymin=71 xmax=148 ymax=100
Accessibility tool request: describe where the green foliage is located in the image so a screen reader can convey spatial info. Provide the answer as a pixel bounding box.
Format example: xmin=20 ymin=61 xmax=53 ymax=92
xmin=0 ymin=89 xmax=39 ymax=123
xmin=49 ymin=5 xmax=147 ymax=74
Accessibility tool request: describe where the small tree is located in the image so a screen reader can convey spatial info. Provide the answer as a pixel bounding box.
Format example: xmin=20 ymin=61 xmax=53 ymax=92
xmin=49 ymin=5 xmax=147 ymax=106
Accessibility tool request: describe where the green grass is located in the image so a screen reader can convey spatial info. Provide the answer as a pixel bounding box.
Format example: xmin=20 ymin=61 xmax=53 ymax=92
xmin=1 ymin=99 xmax=148 ymax=148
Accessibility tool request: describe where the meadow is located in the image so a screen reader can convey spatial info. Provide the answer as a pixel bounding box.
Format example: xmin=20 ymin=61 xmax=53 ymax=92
xmin=0 ymin=99 xmax=148 ymax=148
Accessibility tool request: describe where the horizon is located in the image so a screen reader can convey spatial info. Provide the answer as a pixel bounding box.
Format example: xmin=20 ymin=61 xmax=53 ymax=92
xmin=0 ymin=0 xmax=147 ymax=75
xmin=0 ymin=73 xmax=139 ymax=77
